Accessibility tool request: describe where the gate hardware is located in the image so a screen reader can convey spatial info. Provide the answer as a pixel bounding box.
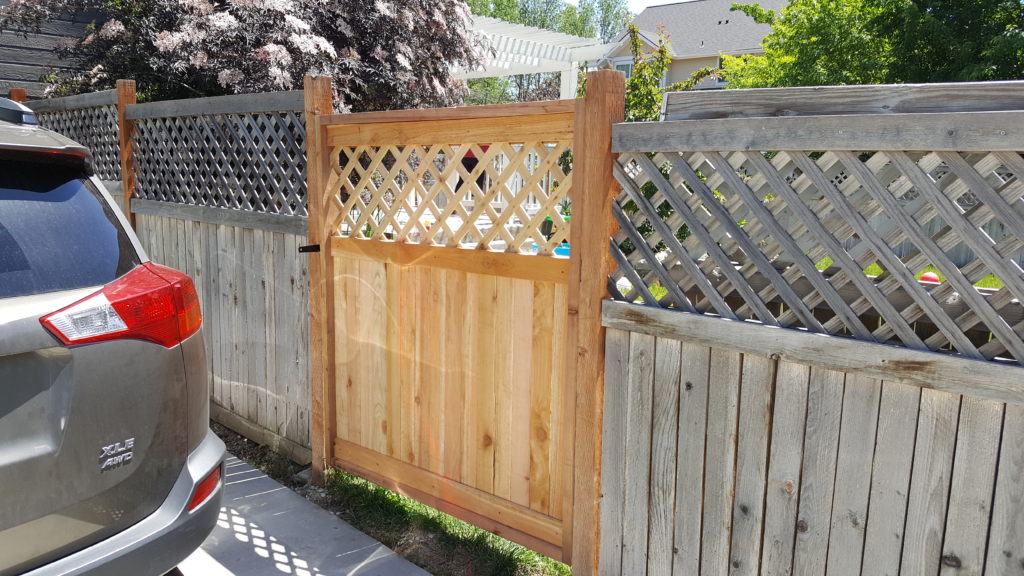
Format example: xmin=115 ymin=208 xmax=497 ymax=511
xmin=298 ymin=244 xmax=320 ymax=253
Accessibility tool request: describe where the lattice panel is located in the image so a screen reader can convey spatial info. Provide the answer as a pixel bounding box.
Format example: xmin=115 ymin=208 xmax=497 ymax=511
xmin=326 ymin=142 xmax=573 ymax=255
xmin=133 ymin=111 xmax=307 ymax=216
xmin=612 ymin=150 xmax=1024 ymax=365
xmin=36 ymin=105 xmax=120 ymax=180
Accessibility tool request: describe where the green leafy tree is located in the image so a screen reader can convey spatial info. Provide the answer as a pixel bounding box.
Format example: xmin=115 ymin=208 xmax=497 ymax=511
xmin=721 ymin=0 xmax=890 ymax=88
xmin=722 ymin=0 xmax=1023 ymax=88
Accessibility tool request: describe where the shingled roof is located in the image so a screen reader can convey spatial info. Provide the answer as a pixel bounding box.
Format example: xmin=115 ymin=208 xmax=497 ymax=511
xmin=626 ymin=0 xmax=788 ymax=59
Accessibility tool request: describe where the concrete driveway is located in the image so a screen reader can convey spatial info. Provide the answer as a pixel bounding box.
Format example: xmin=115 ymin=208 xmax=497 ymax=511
xmin=172 ymin=455 xmax=429 ymax=576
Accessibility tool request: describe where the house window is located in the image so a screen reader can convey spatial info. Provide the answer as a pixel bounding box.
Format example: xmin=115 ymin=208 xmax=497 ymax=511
xmin=616 ymin=63 xmax=633 ymax=78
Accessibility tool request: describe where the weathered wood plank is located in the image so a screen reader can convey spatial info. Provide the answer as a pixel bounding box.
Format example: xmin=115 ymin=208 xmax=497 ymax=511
xmin=613 ymin=111 xmax=1024 ymax=153
xmin=598 ymin=329 xmax=631 ymax=576
xmin=131 ymin=199 xmax=308 ymax=236
xmin=938 ymin=397 xmax=1003 ymax=576
xmin=602 ymin=301 xmax=1024 ymax=407
xmin=792 ymin=367 xmax=844 ymax=576
xmin=760 ymin=361 xmax=810 ymax=576
xmin=125 ymin=90 xmax=304 ymax=120
xmin=662 ymin=81 xmax=1024 ymax=121
xmin=729 ymin=355 xmax=775 ymax=576
xmin=26 ymin=89 xmax=117 ymax=111
xmin=673 ymin=342 xmax=711 ymax=576
xmin=621 ymin=332 xmax=655 ymax=576
xmin=984 ymin=404 xmax=1024 ymax=574
xmin=824 ymin=374 xmax=881 ymax=575
xmin=647 ymin=337 xmax=681 ymax=576
xmin=702 ymin=348 xmax=743 ymax=576
xmin=900 ymin=389 xmax=961 ymax=576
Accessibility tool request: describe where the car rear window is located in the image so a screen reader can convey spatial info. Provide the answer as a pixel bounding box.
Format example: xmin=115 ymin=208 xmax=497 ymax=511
xmin=0 ymin=158 xmax=140 ymax=299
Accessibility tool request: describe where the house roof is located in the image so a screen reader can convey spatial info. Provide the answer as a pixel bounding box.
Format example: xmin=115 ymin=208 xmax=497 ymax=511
xmin=623 ymin=0 xmax=788 ymax=60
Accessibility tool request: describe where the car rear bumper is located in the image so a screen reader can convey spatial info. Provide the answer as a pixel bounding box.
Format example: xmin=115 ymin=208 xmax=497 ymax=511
xmin=23 ymin=430 xmax=226 ymax=576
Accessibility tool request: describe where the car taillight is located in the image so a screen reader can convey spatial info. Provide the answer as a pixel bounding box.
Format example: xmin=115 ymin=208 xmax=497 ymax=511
xmin=188 ymin=466 xmax=221 ymax=512
xmin=40 ymin=262 xmax=202 ymax=348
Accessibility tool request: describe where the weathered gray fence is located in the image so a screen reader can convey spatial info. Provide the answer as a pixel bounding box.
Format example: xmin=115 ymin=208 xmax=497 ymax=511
xmin=32 ymin=87 xmax=313 ymax=461
xmin=600 ymin=82 xmax=1024 ymax=575
xmin=128 ymin=91 xmax=311 ymax=461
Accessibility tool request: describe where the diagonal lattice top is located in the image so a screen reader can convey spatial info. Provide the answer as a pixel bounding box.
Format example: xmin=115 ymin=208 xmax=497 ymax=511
xmin=326 ymin=141 xmax=573 ymax=255
xmin=132 ymin=111 xmax=307 ymax=216
xmin=36 ymin=106 xmax=121 ymax=180
xmin=612 ymin=149 xmax=1024 ymax=365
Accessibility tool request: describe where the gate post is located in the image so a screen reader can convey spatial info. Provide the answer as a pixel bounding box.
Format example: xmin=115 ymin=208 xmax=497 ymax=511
xmin=8 ymin=88 xmax=27 ymax=102
xmin=116 ymin=79 xmax=136 ymax=226
xmin=568 ymin=67 xmax=626 ymax=573
xmin=304 ymin=75 xmax=334 ymax=484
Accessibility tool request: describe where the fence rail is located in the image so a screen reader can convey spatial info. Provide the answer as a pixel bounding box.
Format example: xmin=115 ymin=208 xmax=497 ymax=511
xmin=27 ymin=89 xmax=121 ymax=180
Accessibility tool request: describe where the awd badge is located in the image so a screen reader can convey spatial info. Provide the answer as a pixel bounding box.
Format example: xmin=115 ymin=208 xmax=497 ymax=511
xmin=99 ymin=438 xmax=135 ymax=471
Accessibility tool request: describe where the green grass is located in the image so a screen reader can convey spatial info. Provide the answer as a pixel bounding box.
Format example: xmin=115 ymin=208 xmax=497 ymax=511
xmin=815 ymin=258 xmax=1004 ymax=289
xmin=323 ymin=469 xmax=570 ymax=576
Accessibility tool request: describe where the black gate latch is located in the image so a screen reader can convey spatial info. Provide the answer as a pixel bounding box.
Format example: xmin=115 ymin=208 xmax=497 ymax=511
xmin=298 ymin=244 xmax=320 ymax=253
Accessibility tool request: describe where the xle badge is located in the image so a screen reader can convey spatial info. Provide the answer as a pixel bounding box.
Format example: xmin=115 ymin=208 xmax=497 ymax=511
xmin=99 ymin=438 xmax=135 ymax=471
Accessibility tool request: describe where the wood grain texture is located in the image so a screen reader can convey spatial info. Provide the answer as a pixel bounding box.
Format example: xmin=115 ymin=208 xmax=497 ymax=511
xmin=674 ymin=342 xmax=711 ymax=576
xmin=985 ymin=404 xmax=1024 ymax=574
xmin=603 ymin=301 xmax=1024 ymax=407
xmin=568 ymin=68 xmax=626 ymax=573
xmin=621 ymin=333 xmax=655 ymax=576
xmin=319 ymin=99 xmax=577 ymax=126
xmin=598 ymin=329 xmax=631 ymax=576
xmin=702 ymin=348 xmax=743 ymax=576
xmin=647 ymin=337 xmax=681 ymax=576
xmin=662 ymin=81 xmax=1024 ymax=121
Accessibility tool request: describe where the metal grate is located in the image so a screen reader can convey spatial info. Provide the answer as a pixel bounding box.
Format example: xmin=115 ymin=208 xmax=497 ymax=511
xmin=132 ymin=111 xmax=307 ymax=216
xmin=327 ymin=142 xmax=573 ymax=255
xmin=35 ymin=105 xmax=121 ymax=180
xmin=611 ymin=149 xmax=1024 ymax=364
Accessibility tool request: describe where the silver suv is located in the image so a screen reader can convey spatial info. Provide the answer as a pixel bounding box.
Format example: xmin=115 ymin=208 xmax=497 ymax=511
xmin=0 ymin=98 xmax=225 ymax=575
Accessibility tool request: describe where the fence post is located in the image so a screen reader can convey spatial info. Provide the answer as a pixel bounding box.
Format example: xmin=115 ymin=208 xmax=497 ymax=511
xmin=568 ymin=67 xmax=625 ymax=573
xmin=8 ymin=88 xmax=27 ymax=102
xmin=116 ymin=79 xmax=136 ymax=226
xmin=304 ymin=75 xmax=334 ymax=484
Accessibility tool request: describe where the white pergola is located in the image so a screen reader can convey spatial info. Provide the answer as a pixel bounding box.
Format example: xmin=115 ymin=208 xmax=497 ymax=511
xmin=454 ymin=15 xmax=618 ymax=99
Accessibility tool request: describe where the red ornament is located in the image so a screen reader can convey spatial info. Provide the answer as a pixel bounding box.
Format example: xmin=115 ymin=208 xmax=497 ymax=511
xmin=920 ymin=271 xmax=940 ymax=283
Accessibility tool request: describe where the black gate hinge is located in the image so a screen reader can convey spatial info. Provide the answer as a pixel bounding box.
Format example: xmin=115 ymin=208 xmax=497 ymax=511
xmin=298 ymin=244 xmax=321 ymax=253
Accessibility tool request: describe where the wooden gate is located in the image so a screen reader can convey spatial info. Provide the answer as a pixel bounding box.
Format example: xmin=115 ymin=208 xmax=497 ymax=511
xmin=304 ymin=73 xmax=625 ymax=565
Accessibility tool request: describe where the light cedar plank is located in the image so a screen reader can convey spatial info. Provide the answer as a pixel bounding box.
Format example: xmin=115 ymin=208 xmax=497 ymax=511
xmin=319 ymin=99 xmax=576 ymax=125
xmin=701 ymin=348 xmax=743 ymax=576
xmin=358 ymin=259 xmax=377 ymax=450
xmin=325 ymin=113 xmax=574 ymax=147
xmin=512 ymin=279 xmax=537 ymax=508
xmin=399 ymin=264 xmax=419 ymax=464
xmin=598 ymin=328 xmax=631 ymax=576
xmin=647 ymin=337 xmax=682 ymax=576
xmin=443 ymin=269 xmax=469 ymax=480
xmin=824 ymin=374 xmax=882 ymax=575
xmin=419 ymin=266 xmax=444 ymax=473
xmin=760 ymin=361 xmax=811 ymax=576
xmin=861 ymin=382 xmax=921 ymax=576
xmin=387 ymin=262 xmax=404 ymax=460
xmin=345 ymin=257 xmax=363 ymax=445
xmin=331 ymin=437 xmax=563 ymax=547
xmin=532 ymin=280 xmax=557 ymax=512
xmin=938 ymin=397 xmax=1003 ymax=576
xmin=792 ymin=367 xmax=844 ymax=576
xmin=728 ymin=355 xmax=775 ymax=576
xmin=461 ymin=273 xmax=479 ymax=483
xmin=474 ymin=274 xmax=498 ymax=493
xmin=899 ymin=389 xmax=961 ymax=576
xmin=673 ymin=343 xmax=712 ymax=576
xmin=551 ymin=283 xmax=569 ymax=523
xmin=494 ymin=277 xmax=515 ymax=501
xmin=331 ymin=237 xmax=569 ymax=283
xmin=621 ymin=332 xmax=655 ymax=576
xmin=368 ymin=258 xmax=389 ymax=455
xmin=984 ymin=403 xmax=1024 ymax=573
xmin=335 ymin=254 xmax=356 ymax=438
